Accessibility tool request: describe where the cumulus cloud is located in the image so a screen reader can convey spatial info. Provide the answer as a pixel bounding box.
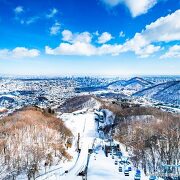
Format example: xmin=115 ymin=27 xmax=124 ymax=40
xmin=100 ymin=0 xmax=158 ymax=17
xmin=45 ymin=43 xmax=96 ymax=56
xmin=0 ymin=47 xmax=40 ymax=59
xmin=143 ymin=9 xmax=180 ymax=42
xmin=50 ymin=22 xmax=61 ymax=35
xmin=46 ymin=8 xmax=58 ymax=18
xmin=125 ymin=0 xmax=157 ymax=17
xmin=45 ymin=42 xmax=124 ymax=56
xmin=122 ymin=9 xmax=180 ymax=57
xmin=62 ymin=30 xmax=92 ymax=43
xmin=14 ymin=6 xmax=24 ymax=14
xmin=45 ymin=28 xmax=160 ymax=57
xmin=98 ymin=32 xmax=113 ymax=44
xmin=160 ymin=45 xmax=180 ymax=59
xmin=45 ymin=10 xmax=180 ymax=58
xmin=122 ymin=33 xmax=161 ymax=57
xmin=46 ymin=30 xmax=124 ymax=56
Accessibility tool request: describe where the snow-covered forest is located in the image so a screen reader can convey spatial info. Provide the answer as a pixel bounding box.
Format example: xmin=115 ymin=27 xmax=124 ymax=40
xmin=0 ymin=107 xmax=72 ymax=179
xmin=102 ymin=102 xmax=180 ymax=176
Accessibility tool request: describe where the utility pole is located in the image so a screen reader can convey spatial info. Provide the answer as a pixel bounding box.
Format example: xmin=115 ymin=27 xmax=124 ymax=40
xmin=77 ymin=133 xmax=80 ymax=152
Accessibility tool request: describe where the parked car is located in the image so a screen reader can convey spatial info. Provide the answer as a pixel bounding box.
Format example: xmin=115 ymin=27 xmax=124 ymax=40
xmin=124 ymin=170 xmax=129 ymax=176
xmin=119 ymin=166 xmax=123 ymax=172
xmin=128 ymin=166 xmax=132 ymax=171
xmin=119 ymin=160 xmax=124 ymax=165
xmin=119 ymin=160 xmax=130 ymax=165
xmin=136 ymin=169 xmax=141 ymax=175
xmin=149 ymin=176 xmax=156 ymax=180
xmin=134 ymin=173 xmax=141 ymax=180
xmin=115 ymin=160 xmax=118 ymax=165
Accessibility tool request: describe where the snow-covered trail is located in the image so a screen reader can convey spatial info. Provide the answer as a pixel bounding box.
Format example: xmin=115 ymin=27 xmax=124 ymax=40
xmin=62 ymin=112 xmax=97 ymax=178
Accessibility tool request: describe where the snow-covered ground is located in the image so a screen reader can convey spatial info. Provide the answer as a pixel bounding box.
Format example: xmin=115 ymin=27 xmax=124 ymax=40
xmin=88 ymin=141 xmax=149 ymax=180
xmin=36 ymin=109 xmax=97 ymax=180
xmin=35 ymin=108 xmax=164 ymax=180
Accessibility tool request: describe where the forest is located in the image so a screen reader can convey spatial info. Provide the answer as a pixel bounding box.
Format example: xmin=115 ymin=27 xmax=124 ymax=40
xmin=102 ymin=101 xmax=180 ymax=176
xmin=0 ymin=107 xmax=72 ymax=179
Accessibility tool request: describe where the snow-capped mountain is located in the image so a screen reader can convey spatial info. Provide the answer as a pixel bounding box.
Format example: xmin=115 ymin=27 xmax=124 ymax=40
xmin=133 ymin=80 xmax=180 ymax=105
xmin=108 ymin=77 xmax=154 ymax=93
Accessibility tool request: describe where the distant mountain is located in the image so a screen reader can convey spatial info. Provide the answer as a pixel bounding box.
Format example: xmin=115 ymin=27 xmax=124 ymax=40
xmin=133 ymin=80 xmax=180 ymax=105
xmin=108 ymin=77 xmax=154 ymax=92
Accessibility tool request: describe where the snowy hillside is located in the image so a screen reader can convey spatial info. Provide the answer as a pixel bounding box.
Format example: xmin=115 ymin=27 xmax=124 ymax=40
xmin=108 ymin=77 xmax=154 ymax=94
xmin=59 ymin=95 xmax=101 ymax=113
xmin=133 ymin=80 xmax=180 ymax=105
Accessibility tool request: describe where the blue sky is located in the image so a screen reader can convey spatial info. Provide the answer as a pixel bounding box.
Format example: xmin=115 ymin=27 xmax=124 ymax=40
xmin=0 ymin=0 xmax=180 ymax=76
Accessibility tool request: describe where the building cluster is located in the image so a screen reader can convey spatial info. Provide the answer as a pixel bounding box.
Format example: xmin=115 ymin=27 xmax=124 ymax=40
xmin=0 ymin=78 xmax=76 ymax=118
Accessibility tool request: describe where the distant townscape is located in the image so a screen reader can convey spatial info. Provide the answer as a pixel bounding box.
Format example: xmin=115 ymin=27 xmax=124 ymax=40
xmin=0 ymin=76 xmax=179 ymax=118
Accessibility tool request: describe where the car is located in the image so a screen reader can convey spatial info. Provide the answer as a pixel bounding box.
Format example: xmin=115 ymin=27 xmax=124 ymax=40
xmin=134 ymin=173 xmax=141 ymax=180
xmin=136 ymin=169 xmax=141 ymax=175
xmin=119 ymin=166 xmax=123 ymax=172
xmin=149 ymin=176 xmax=157 ymax=180
xmin=112 ymin=155 xmax=114 ymax=159
xmin=119 ymin=160 xmax=124 ymax=165
xmin=128 ymin=166 xmax=132 ymax=171
xmin=124 ymin=170 xmax=129 ymax=176
xmin=115 ymin=160 xmax=118 ymax=165
xmin=119 ymin=160 xmax=130 ymax=165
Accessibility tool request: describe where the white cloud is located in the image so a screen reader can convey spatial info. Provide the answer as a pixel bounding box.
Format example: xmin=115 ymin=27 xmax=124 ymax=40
xmin=143 ymin=9 xmax=180 ymax=42
xmin=45 ymin=10 xmax=180 ymax=58
xmin=160 ymin=45 xmax=180 ymax=59
xmin=62 ymin=30 xmax=92 ymax=43
xmin=46 ymin=8 xmax=58 ymax=18
xmin=125 ymin=0 xmax=157 ymax=17
xmin=135 ymin=44 xmax=161 ymax=58
xmin=26 ymin=16 xmax=40 ymax=25
xmin=50 ymin=22 xmax=61 ymax=35
xmin=122 ymin=9 xmax=180 ymax=57
xmin=45 ymin=29 xmax=159 ymax=57
xmin=17 ymin=16 xmax=40 ymax=25
xmin=45 ymin=43 xmax=96 ymax=56
xmin=100 ymin=0 xmax=158 ymax=17
xmin=14 ymin=6 xmax=24 ymax=14
xmin=98 ymin=32 xmax=113 ymax=44
xmin=62 ymin=30 xmax=73 ymax=42
xmin=46 ymin=30 xmax=123 ymax=56
xmin=0 ymin=47 xmax=40 ymax=59
xmin=119 ymin=31 xmax=125 ymax=37
xmin=45 ymin=43 xmax=124 ymax=56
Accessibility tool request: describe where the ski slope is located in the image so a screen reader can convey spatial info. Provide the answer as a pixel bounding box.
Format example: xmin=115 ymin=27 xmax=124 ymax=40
xmin=66 ymin=113 xmax=96 ymax=176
